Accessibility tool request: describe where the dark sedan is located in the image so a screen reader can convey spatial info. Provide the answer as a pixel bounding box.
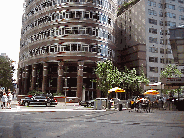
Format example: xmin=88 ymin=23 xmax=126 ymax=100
xmin=21 ymin=96 xmax=57 ymax=107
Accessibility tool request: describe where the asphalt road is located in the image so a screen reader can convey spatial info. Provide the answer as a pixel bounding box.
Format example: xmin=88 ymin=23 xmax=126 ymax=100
xmin=0 ymin=109 xmax=184 ymax=138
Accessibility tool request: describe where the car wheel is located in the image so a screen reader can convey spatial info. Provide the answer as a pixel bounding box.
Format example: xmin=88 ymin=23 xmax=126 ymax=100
xmin=25 ymin=102 xmax=29 ymax=106
xmin=46 ymin=102 xmax=50 ymax=107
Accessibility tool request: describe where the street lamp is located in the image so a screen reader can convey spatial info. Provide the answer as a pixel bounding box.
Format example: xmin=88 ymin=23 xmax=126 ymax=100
xmin=65 ymin=78 xmax=67 ymax=109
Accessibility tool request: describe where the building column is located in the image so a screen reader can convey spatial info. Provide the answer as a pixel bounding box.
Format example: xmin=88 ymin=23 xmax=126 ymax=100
xmin=77 ymin=61 xmax=84 ymax=100
xmin=22 ymin=68 xmax=25 ymax=95
xmin=57 ymin=61 xmax=64 ymax=94
xmin=18 ymin=68 xmax=23 ymax=95
xmin=31 ymin=64 xmax=37 ymax=91
xmin=42 ymin=63 xmax=48 ymax=93
xmin=24 ymin=65 xmax=29 ymax=95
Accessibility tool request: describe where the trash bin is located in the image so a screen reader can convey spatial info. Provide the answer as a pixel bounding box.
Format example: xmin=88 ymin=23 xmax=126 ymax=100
xmin=108 ymin=102 xmax=111 ymax=109
xmin=128 ymin=102 xmax=131 ymax=108
xmin=119 ymin=104 xmax=122 ymax=111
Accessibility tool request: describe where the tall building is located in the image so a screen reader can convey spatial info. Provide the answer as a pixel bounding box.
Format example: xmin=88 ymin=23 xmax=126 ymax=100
xmin=18 ymin=0 xmax=117 ymax=100
xmin=116 ymin=0 xmax=184 ymax=82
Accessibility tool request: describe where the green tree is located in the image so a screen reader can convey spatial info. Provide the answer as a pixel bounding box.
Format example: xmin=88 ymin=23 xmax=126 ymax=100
xmin=121 ymin=65 xmax=149 ymax=99
xmin=93 ymin=60 xmax=122 ymax=97
xmin=160 ymin=64 xmax=182 ymax=97
xmin=160 ymin=64 xmax=182 ymax=79
xmin=0 ymin=56 xmax=15 ymax=90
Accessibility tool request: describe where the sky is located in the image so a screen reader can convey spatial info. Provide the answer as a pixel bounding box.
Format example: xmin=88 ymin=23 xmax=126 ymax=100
xmin=0 ymin=0 xmax=25 ymax=82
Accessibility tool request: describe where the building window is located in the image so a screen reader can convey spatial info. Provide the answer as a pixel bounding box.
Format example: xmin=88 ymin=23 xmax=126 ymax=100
xmin=166 ymin=58 xmax=173 ymax=64
xmin=166 ymin=48 xmax=172 ymax=54
xmin=149 ymin=77 xmax=158 ymax=82
xmin=178 ymin=0 xmax=184 ymax=4
xmin=181 ymin=69 xmax=184 ymax=74
xmin=149 ymin=47 xmax=158 ymax=53
xmin=149 ymin=37 xmax=157 ymax=43
xmin=149 ymin=18 xmax=157 ymax=25
xmin=164 ymin=3 xmax=175 ymax=10
xmin=158 ymin=3 xmax=163 ymax=8
xmin=149 ymin=28 xmax=157 ymax=34
xmin=170 ymin=22 xmax=176 ymax=27
xmin=149 ymin=67 xmax=158 ymax=73
xmin=160 ymin=58 xmax=165 ymax=63
xmin=160 ymin=21 xmax=163 ymax=26
xmin=148 ymin=0 xmax=156 ymax=7
xmin=160 ymin=39 xmax=164 ymax=45
xmin=160 ymin=48 xmax=164 ymax=54
xmin=165 ymin=30 xmax=170 ymax=35
xmin=149 ymin=57 xmax=158 ymax=63
xmin=161 ymin=68 xmax=165 ymax=71
xmin=165 ymin=21 xmax=170 ymax=26
xmin=159 ymin=11 xmax=163 ymax=17
xmin=148 ymin=9 xmax=157 ymax=16
xmin=179 ymin=6 xmax=184 ymax=12
xmin=179 ymin=15 xmax=184 ymax=20
xmin=160 ymin=30 xmax=164 ymax=35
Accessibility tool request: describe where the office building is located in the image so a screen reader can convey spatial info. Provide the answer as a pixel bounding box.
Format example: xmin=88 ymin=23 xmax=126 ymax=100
xmin=18 ymin=0 xmax=117 ymax=100
xmin=116 ymin=0 xmax=184 ymax=82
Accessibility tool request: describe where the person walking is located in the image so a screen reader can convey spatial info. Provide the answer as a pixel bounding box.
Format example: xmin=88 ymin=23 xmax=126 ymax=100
xmin=7 ymin=92 xmax=13 ymax=109
xmin=1 ymin=92 xmax=8 ymax=109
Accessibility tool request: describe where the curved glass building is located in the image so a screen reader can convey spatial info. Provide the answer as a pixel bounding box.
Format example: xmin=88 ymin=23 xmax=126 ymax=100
xmin=18 ymin=0 xmax=117 ymax=100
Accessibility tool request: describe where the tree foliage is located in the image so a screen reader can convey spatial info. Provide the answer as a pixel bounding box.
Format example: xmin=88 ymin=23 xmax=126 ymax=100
xmin=160 ymin=64 xmax=182 ymax=96
xmin=93 ymin=60 xmax=122 ymax=97
xmin=120 ymin=65 xmax=149 ymax=98
xmin=0 ymin=56 xmax=14 ymax=89
xmin=160 ymin=64 xmax=182 ymax=79
xmin=93 ymin=60 xmax=149 ymax=98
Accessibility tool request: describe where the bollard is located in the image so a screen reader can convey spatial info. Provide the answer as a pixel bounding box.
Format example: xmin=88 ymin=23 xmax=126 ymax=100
xmin=108 ymin=102 xmax=111 ymax=109
xmin=119 ymin=104 xmax=122 ymax=111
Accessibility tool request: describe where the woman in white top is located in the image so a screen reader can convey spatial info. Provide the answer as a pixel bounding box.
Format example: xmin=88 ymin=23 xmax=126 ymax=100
xmin=1 ymin=92 xmax=8 ymax=109
xmin=7 ymin=92 xmax=13 ymax=109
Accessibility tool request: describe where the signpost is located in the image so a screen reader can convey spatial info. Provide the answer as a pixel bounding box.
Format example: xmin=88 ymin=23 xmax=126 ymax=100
xmin=63 ymin=78 xmax=68 ymax=109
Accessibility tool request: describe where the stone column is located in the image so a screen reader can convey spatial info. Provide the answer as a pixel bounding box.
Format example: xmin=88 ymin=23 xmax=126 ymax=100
xmin=42 ymin=63 xmax=48 ymax=93
xmin=77 ymin=61 xmax=84 ymax=100
xmin=57 ymin=61 xmax=64 ymax=94
xmin=24 ymin=65 xmax=29 ymax=95
xmin=18 ymin=68 xmax=22 ymax=95
xmin=22 ymin=68 xmax=25 ymax=95
xmin=31 ymin=64 xmax=37 ymax=91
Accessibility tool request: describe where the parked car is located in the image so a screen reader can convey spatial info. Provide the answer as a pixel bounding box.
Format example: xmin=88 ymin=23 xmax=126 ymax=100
xmin=20 ymin=96 xmax=57 ymax=107
xmin=79 ymin=100 xmax=95 ymax=107
xmin=19 ymin=97 xmax=32 ymax=106
xmin=79 ymin=101 xmax=88 ymax=107
xmin=86 ymin=100 xmax=95 ymax=107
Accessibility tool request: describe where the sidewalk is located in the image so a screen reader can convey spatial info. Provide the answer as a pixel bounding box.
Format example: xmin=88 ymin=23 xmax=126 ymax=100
xmin=0 ymin=97 xmax=131 ymax=112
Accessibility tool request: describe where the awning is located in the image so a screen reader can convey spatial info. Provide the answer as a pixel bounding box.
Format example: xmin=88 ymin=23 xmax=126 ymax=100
xmin=108 ymin=87 xmax=125 ymax=93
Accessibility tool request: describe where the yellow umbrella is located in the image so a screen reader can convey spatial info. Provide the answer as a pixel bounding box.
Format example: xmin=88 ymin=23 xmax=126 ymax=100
xmin=144 ymin=89 xmax=159 ymax=95
xmin=108 ymin=87 xmax=125 ymax=93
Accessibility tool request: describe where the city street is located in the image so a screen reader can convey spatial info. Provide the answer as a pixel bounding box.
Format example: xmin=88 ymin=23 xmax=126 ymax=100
xmin=0 ymin=107 xmax=184 ymax=138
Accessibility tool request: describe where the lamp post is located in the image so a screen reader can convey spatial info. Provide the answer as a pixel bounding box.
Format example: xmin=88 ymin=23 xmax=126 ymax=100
xmin=65 ymin=78 xmax=67 ymax=109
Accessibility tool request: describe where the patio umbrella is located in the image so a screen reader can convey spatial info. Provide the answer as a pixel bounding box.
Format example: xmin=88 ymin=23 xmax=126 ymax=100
xmin=108 ymin=87 xmax=125 ymax=93
xmin=108 ymin=87 xmax=125 ymax=99
xmin=144 ymin=89 xmax=159 ymax=95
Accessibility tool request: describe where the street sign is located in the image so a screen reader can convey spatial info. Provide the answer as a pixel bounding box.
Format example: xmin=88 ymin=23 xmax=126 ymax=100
xmin=144 ymin=84 xmax=164 ymax=90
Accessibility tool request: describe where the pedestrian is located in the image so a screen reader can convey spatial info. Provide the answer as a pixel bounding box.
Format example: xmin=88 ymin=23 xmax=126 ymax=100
xmin=1 ymin=92 xmax=8 ymax=109
xmin=7 ymin=91 xmax=13 ymax=109
xmin=12 ymin=91 xmax=15 ymax=98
